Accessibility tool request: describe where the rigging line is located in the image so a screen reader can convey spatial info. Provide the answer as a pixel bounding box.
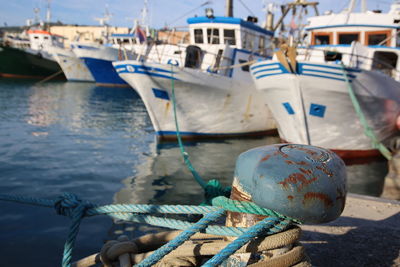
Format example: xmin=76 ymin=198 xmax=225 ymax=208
xmin=238 ymin=0 xmax=255 ymax=16
xmin=166 ymin=0 xmax=212 ymax=27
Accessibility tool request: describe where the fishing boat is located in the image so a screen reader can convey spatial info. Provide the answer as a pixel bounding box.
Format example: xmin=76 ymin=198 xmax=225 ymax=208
xmin=250 ymin=0 xmax=400 ymax=163
xmin=0 ymin=29 xmax=65 ymax=80
xmin=48 ymin=44 xmax=94 ymax=82
xmin=71 ymin=4 xmax=148 ymax=87
xmin=71 ymin=36 xmax=139 ymax=87
xmin=112 ymin=1 xmax=277 ymax=141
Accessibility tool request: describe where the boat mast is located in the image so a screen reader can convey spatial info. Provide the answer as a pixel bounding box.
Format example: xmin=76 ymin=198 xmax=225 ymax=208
xmin=46 ymin=0 xmax=52 ymax=25
xmin=33 ymin=7 xmax=41 ymax=26
xmin=141 ymin=0 xmax=149 ymax=36
xmin=273 ymin=0 xmax=319 ymax=32
xmin=226 ymin=0 xmax=233 ymax=17
xmin=265 ymin=3 xmax=275 ymax=31
xmin=345 ymin=0 xmax=357 ymax=23
xmin=361 ymin=0 xmax=367 ymax=12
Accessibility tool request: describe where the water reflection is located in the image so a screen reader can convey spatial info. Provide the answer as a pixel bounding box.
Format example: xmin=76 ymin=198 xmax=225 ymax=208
xmin=115 ymin=137 xmax=389 ymax=206
xmin=115 ymin=137 xmax=278 ymax=205
xmin=26 ymin=82 xmax=149 ymax=134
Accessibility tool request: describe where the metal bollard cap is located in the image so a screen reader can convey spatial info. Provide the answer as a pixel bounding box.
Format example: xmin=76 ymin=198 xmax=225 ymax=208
xmin=234 ymin=144 xmax=347 ymax=224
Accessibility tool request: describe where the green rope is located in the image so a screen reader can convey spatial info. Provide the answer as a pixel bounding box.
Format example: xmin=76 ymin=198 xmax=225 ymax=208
xmin=169 ymin=64 xmax=231 ymax=202
xmin=212 ymin=196 xmax=301 ymax=224
xmin=170 ymin=64 xmax=207 ymax=189
xmin=340 ymin=62 xmax=392 ymax=160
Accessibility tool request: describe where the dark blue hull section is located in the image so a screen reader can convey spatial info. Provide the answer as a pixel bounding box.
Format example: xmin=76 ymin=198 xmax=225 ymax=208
xmin=82 ymin=57 xmax=128 ymax=87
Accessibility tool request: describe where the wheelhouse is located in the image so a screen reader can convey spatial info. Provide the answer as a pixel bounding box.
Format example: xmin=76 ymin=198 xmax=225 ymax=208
xmin=27 ymin=29 xmax=64 ymax=50
xmin=303 ymin=3 xmax=400 ymax=80
xmin=183 ymin=16 xmax=274 ymax=79
xmin=187 ymin=16 xmax=273 ymax=55
xmin=110 ymin=33 xmax=139 ymax=46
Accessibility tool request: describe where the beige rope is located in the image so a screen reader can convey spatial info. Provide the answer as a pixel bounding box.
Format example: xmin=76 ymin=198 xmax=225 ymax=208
xmin=248 ymin=244 xmax=307 ymax=267
xmin=72 ymin=226 xmax=309 ymax=267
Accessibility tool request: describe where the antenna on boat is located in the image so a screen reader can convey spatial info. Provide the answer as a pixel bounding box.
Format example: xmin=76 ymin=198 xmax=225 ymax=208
xmin=33 ymin=7 xmax=41 ymax=26
xmin=226 ymin=0 xmax=233 ymax=17
xmin=95 ymin=5 xmax=113 ymax=43
xmin=46 ymin=0 xmax=52 ymax=25
xmin=95 ymin=5 xmax=112 ymax=26
xmin=141 ymin=0 xmax=150 ymax=36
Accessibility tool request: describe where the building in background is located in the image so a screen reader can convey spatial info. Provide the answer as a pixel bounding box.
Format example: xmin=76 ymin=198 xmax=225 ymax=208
xmin=49 ymin=25 xmax=130 ymax=47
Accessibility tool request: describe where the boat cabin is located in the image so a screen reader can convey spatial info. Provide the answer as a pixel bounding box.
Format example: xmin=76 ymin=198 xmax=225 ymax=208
xmin=303 ymin=2 xmax=400 ymax=80
xmin=183 ymin=14 xmax=274 ymax=79
xmin=306 ymin=13 xmax=400 ymax=47
xmin=135 ymin=10 xmax=274 ymax=80
xmin=27 ymin=29 xmax=64 ymax=50
xmin=187 ymin=15 xmax=273 ymax=55
xmin=110 ymin=33 xmax=138 ymax=46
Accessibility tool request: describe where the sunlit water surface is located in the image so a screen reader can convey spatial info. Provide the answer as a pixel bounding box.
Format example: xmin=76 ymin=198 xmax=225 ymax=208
xmin=0 ymin=80 xmax=388 ymax=266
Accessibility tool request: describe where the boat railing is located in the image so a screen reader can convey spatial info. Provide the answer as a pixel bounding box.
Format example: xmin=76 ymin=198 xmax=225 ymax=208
xmin=298 ymin=46 xmax=400 ymax=80
xmin=130 ymin=41 xmax=269 ymax=77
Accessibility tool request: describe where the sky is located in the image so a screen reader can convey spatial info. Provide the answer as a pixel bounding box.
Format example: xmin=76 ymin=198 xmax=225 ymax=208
xmin=0 ymin=0 xmax=393 ymax=29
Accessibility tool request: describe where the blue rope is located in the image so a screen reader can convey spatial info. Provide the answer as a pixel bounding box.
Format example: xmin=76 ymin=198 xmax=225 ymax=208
xmin=0 ymin=194 xmax=221 ymax=214
xmin=54 ymin=193 xmax=94 ymax=267
xmin=136 ymin=209 xmax=225 ymax=267
xmin=0 ymin=193 xmax=295 ymax=266
xmin=202 ymin=218 xmax=292 ymax=267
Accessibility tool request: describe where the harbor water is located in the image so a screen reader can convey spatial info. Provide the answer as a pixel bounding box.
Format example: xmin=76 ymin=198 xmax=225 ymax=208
xmin=0 ymin=80 xmax=389 ymax=266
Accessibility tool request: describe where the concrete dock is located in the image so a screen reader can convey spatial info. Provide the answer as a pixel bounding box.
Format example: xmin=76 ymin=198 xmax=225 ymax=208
xmin=302 ymin=193 xmax=400 ymax=267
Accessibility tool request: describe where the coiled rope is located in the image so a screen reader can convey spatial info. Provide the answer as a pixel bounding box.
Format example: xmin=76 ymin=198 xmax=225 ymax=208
xmin=0 ymin=191 xmax=302 ymax=267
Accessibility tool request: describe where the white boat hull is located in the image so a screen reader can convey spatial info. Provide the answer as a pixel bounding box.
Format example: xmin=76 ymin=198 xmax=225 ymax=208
xmin=251 ymin=60 xmax=400 ymax=158
xmin=114 ymin=60 xmax=277 ymax=140
xmin=49 ymin=46 xmax=94 ymax=82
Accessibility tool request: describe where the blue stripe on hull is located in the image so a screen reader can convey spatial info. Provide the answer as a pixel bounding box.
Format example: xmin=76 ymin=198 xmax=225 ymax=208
xmin=82 ymin=57 xmax=127 ymax=86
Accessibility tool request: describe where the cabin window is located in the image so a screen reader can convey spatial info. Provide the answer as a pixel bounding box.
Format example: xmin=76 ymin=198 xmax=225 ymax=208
xmin=242 ymin=32 xmax=247 ymax=48
xmin=224 ymin=29 xmax=236 ymax=45
xmin=194 ymin=29 xmax=203 ymax=44
xmin=366 ymin=30 xmax=391 ymax=46
xmin=44 ymin=36 xmax=49 ymax=40
xmin=213 ymin=49 xmax=223 ymax=70
xmin=207 ymin=28 xmax=220 ymax=44
xmin=337 ymin=32 xmax=359 ymax=44
xmin=372 ymin=51 xmax=398 ymax=77
xmin=248 ymin=34 xmax=255 ymax=50
xmin=259 ymin=36 xmax=265 ymax=52
xmin=238 ymin=59 xmax=250 ymax=72
xmin=312 ymin=32 xmax=331 ymax=45
xmin=396 ymin=30 xmax=400 ymax=47
xmin=185 ymin=45 xmax=202 ymax=68
xmin=34 ymin=36 xmax=39 ymax=39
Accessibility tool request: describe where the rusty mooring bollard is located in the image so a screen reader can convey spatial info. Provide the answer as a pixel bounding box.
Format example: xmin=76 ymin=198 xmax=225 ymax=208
xmin=224 ymin=144 xmax=347 ymax=266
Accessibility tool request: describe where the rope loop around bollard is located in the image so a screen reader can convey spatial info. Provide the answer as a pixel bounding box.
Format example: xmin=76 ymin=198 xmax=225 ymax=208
xmin=0 ymin=192 xmax=301 ymax=267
